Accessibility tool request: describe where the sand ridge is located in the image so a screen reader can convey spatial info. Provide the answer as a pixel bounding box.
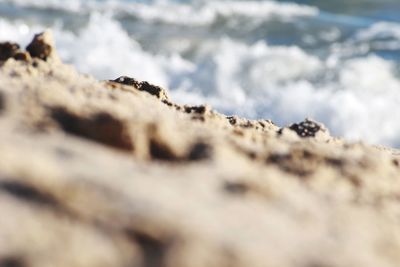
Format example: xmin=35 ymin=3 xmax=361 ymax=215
xmin=1 ymin=31 xmax=400 ymax=267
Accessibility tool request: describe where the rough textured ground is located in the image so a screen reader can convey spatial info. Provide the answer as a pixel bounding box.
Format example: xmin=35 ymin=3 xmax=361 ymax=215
xmin=1 ymin=31 xmax=400 ymax=267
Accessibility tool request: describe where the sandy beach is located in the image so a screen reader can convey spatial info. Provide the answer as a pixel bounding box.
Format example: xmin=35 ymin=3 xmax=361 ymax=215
xmin=1 ymin=32 xmax=400 ymax=267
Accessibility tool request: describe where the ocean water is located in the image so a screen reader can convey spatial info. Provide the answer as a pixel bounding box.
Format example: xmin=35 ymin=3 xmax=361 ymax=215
xmin=1 ymin=0 xmax=400 ymax=146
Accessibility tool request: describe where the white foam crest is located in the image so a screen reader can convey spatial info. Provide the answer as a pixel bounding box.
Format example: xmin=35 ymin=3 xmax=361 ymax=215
xmin=354 ymin=21 xmax=400 ymax=51
xmin=129 ymin=1 xmax=318 ymax=25
xmin=4 ymin=0 xmax=318 ymax=25
xmin=356 ymin=21 xmax=400 ymax=41
xmin=172 ymin=38 xmax=400 ymax=146
xmin=54 ymin=13 xmax=169 ymax=86
xmin=196 ymin=38 xmax=321 ymax=98
xmin=293 ymin=56 xmax=400 ymax=145
xmin=2 ymin=0 xmax=100 ymax=12
xmin=0 ymin=14 xmax=195 ymax=88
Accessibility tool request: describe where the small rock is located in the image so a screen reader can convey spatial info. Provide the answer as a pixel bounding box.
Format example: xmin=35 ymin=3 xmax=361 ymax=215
xmin=113 ymin=76 xmax=141 ymax=88
xmin=161 ymin=99 xmax=181 ymax=110
xmin=0 ymin=42 xmax=20 ymax=61
xmin=112 ymin=76 xmax=169 ymax=101
xmin=26 ymin=31 xmax=59 ymax=61
xmin=184 ymin=105 xmax=209 ymax=115
xmin=288 ymin=119 xmax=326 ymax=138
xmin=227 ymin=116 xmax=237 ymax=125
xmin=13 ymin=51 xmax=31 ymax=61
xmin=139 ymin=81 xmax=169 ymax=100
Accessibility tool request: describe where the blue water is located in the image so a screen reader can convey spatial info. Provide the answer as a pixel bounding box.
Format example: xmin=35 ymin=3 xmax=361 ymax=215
xmin=1 ymin=0 xmax=400 ymax=146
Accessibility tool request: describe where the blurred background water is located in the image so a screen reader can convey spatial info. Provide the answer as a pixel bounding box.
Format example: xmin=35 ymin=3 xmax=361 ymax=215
xmin=1 ymin=0 xmax=400 ymax=146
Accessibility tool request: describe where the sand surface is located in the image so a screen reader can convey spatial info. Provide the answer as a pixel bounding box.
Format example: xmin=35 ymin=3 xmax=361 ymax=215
xmin=1 ymin=31 xmax=400 ymax=267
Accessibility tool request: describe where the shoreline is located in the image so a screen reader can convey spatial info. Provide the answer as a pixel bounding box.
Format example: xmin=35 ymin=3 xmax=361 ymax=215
xmin=1 ymin=31 xmax=400 ymax=267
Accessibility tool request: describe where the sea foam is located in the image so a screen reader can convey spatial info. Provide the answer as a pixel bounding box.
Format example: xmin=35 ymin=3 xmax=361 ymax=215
xmin=4 ymin=0 xmax=318 ymax=24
